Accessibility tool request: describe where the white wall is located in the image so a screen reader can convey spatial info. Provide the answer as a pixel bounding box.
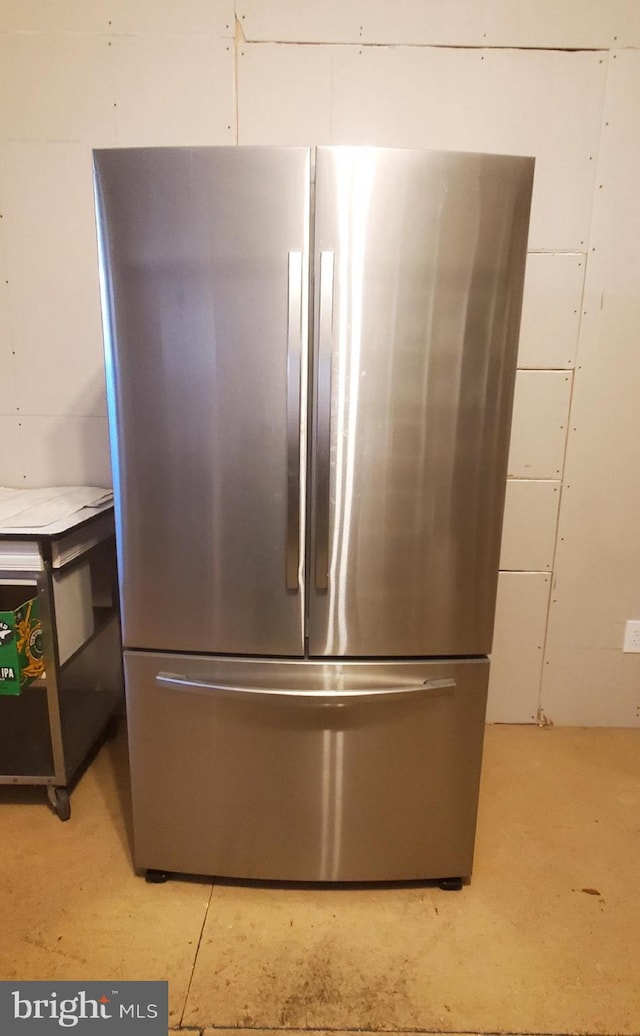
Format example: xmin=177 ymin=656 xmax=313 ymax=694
xmin=0 ymin=1 xmax=235 ymax=486
xmin=1 ymin=0 xmax=639 ymax=725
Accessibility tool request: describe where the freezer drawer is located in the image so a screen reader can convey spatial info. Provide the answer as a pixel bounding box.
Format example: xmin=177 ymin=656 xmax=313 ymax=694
xmin=125 ymin=652 xmax=488 ymax=882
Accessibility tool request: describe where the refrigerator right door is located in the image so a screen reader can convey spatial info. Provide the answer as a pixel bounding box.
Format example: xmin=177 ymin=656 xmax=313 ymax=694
xmin=308 ymin=147 xmax=534 ymax=657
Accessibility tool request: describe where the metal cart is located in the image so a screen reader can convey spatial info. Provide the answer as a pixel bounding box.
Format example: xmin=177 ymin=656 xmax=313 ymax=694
xmin=0 ymin=505 xmax=123 ymax=820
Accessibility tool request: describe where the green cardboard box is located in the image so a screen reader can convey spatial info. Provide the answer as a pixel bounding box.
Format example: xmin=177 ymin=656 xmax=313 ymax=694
xmin=0 ymin=596 xmax=44 ymax=696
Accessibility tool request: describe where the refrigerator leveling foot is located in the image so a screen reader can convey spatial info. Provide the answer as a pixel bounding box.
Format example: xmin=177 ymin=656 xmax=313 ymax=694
xmin=46 ymin=785 xmax=71 ymax=822
xmin=144 ymin=869 xmax=170 ymax=884
xmin=438 ymin=877 xmax=463 ymax=891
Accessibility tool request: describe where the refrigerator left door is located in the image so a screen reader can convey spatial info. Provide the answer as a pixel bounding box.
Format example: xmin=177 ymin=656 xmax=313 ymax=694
xmin=94 ymin=147 xmax=310 ymax=655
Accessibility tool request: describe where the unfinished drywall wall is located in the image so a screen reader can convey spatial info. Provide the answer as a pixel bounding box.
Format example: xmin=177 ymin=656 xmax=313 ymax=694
xmin=540 ymin=50 xmax=640 ymax=726
xmin=1 ymin=0 xmax=639 ymax=724
xmin=0 ymin=1 xmax=234 ymax=487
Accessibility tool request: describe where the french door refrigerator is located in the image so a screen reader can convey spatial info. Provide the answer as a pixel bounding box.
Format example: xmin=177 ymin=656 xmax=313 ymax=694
xmin=93 ymin=145 xmax=533 ymax=884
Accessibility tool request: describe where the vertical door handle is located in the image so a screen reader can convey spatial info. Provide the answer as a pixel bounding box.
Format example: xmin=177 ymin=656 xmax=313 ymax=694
xmin=315 ymin=251 xmax=335 ymax=592
xmin=286 ymin=251 xmax=303 ymax=592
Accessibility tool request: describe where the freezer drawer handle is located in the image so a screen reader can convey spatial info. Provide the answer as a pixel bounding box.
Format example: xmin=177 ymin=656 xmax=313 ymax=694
xmin=315 ymin=250 xmax=335 ymax=592
xmin=286 ymin=250 xmax=303 ymax=592
xmin=155 ymin=673 xmax=456 ymax=706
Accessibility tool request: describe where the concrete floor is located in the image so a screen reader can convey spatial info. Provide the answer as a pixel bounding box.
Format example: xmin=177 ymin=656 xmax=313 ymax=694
xmin=0 ymin=724 xmax=639 ymax=1035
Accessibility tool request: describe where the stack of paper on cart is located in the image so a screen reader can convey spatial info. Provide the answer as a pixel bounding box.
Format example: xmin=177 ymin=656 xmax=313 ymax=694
xmin=0 ymin=487 xmax=113 ymax=530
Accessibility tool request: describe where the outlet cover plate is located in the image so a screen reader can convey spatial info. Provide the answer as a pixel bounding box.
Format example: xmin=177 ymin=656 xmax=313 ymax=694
xmin=623 ymin=620 xmax=640 ymax=653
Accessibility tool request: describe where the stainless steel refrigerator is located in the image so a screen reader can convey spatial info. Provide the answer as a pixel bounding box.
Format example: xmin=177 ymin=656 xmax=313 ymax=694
xmin=93 ymin=145 xmax=533 ymax=884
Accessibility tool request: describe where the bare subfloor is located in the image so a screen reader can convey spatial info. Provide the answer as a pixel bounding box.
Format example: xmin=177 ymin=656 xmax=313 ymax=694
xmin=1 ymin=724 xmax=639 ymax=1035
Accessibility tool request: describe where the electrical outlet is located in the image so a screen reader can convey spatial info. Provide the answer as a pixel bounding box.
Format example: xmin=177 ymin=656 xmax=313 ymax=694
xmin=623 ymin=620 xmax=640 ymax=653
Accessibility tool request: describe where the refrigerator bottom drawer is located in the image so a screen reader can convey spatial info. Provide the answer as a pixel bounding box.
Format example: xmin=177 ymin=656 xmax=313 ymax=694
xmin=124 ymin=652 xmax=489 ymax=882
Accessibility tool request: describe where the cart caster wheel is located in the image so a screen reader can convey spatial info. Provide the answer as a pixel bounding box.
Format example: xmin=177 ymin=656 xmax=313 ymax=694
xmin=145 ymin=869 xmax=169 ymax=884
xmin=438 ymin=877 xmax=463 ymax=891
xmin=47 ymin=786 xmax=71 ymax=822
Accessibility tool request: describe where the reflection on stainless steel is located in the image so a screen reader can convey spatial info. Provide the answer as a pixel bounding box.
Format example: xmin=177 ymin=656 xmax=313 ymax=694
xmin=126 ymin=652 xmax=487 ymax=881
xmin=309 ymin=147 xmax=532 ymax=656
xmin=329 ymin=150 xmax=377 ymax=653
xmin=314 ymin=250 xmax=335 ymax=593
xmin=320 ymin=728 xmax=345 ymax=881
